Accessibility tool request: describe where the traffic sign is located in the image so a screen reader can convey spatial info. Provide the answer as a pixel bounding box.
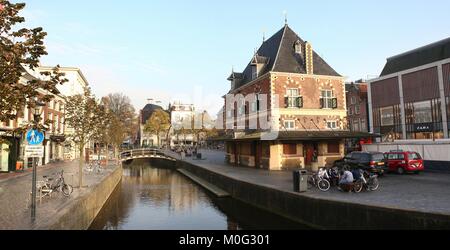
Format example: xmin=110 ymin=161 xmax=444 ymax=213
xmin=26 ymin=129 xmax=44 ymax=145
xmin=25 ymin=146 xmax=44 ymax=158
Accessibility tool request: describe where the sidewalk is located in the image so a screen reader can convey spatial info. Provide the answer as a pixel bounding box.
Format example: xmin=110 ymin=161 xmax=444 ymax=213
xmin=0 ymin=160 xmax=119 ymax=230
xmin=166 ymin=149 xmax=450 ymax=216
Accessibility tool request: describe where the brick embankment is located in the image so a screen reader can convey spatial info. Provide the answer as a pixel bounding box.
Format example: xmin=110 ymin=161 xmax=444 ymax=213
xmin=0 ymin=161 xmax=122 ymax=230
xmin=165 ymin=150 xmax=450 ymax=229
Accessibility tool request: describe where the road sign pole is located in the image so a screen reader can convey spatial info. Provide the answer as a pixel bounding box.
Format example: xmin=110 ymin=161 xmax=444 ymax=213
xmin=31 ymin=157 xmax=37 ymax=223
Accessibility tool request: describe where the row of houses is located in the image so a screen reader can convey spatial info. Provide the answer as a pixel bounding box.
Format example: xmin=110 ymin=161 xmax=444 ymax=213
xmin=0 ymin=66 xmax=89 ymax=173
xmin=217 ymin=23 xmax=450 ymax=171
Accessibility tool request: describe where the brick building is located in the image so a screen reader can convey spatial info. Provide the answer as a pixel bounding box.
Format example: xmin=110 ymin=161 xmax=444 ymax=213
xmin=346 ymin=81 xmax=369 ymax=133
xmin=221 ymin=24 xmax=372 ymax=171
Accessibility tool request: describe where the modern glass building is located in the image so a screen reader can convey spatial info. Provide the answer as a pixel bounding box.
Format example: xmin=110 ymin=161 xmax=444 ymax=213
xmin=368 ymin=38 xmax=450 ymax=141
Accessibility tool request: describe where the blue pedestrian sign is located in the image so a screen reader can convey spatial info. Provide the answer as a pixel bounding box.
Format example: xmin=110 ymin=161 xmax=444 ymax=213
xmin=26 ymin=129 xmax=44 ymax=145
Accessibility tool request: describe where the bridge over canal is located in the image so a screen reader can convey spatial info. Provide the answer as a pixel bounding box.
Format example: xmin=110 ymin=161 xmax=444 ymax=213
xmin=120 ymin=148 xmax=177 ymax=163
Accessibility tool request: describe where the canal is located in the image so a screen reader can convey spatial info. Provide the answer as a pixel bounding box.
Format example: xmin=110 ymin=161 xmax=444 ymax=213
xmin=89 ymin=160 xmax=310 ymax=230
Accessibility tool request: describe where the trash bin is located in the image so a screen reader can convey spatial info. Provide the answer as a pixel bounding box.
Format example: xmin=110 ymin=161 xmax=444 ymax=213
xmin=299 ymin=170 xmax=308 ymax=192
xmin=293 ymin=170 xmax=308 ymax=193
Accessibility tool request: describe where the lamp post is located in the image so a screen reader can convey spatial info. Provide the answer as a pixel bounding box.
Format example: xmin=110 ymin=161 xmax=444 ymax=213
xmin=30 ymin=101 xmax=45 ymax=223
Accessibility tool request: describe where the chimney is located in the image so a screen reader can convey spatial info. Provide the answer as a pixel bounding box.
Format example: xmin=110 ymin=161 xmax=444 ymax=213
xmin=303 ymin=41 xmax=314 ymax=74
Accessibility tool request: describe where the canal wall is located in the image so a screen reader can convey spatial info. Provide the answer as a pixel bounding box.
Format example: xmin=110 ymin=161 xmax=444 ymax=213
xmin=178 ymin=161 xmax=450 ymax=230
xmin=35 ymin=165 xmax=123 ymax=230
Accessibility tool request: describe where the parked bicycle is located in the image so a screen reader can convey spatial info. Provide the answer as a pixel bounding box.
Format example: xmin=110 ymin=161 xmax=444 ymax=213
xmin=308 ymin=168 xmax=331 ymax=192
xmin=84 ymin=160 xmax=103 ymax=174
xmin=353 ymin=169 xmax=380 ymax=193
xmin=38 ymin=170 xmax=73 ymax=198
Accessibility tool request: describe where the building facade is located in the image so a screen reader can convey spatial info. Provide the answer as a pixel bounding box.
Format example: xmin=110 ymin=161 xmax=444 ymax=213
xmin=0 ymin=68 xmax=66 ymax=172
xmin=346 ymin=81 xmax=369 ymax=133
xmin=39 ymin=66 xmax=89 ymax=161
xmin=139 ymin=101 xmax=166 ymax=147
xmin=368 ymin=38 xmax=450 ymax=141
xmin=222 ymin=24 xmax=371 ymax=171
xmin=170 ymin=102 xmax=196 ymax=148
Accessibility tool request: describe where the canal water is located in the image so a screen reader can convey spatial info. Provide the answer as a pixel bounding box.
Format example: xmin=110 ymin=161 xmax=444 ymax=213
xmin=89 ymin=161 xmax=310 ymax=230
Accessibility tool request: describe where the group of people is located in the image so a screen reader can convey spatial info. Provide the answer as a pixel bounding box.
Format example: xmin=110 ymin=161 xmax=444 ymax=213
xmin=177 ymin=145 xmax=199 ymax=160
xmin=338 ymin=168 xmax=363 ymax=192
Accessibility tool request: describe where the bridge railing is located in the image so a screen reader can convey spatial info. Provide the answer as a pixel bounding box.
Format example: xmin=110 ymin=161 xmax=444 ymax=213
xmin=120 ymin=148 xmax=165 ymax=160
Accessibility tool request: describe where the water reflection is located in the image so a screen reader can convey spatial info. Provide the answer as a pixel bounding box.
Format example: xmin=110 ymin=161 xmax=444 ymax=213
xmin=90 ymin=160 xmax=310 ymax=230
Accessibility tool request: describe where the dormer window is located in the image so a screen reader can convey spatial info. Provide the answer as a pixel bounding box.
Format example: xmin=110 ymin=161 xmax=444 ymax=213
xmin=251 ymin=66 xmax=258 ymax=80
xmin=294 ymin=40 xmax=302 ymax=54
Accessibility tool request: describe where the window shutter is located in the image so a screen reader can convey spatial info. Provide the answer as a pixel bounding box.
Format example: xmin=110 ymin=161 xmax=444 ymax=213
xmin=332 ymin=98 xmax=338 ymax=109
xmin=297 ymin=97 xmax=303 ymax=108
xmin=320 ymin=98 xmax=324 ymax=109
xmin=285 ymin=97 xmax=289 ymax=108
xmin=256 ymin=100 xmax=260 ymax=111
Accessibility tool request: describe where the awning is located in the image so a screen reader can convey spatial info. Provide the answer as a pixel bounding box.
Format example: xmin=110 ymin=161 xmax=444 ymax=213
xmin=210 ymin=130 xmax=380 ymax=142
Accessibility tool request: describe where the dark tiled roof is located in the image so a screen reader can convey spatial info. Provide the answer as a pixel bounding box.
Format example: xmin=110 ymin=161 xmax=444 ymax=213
xmin=232 ymin=25 xmax=341 ymax=89
xmin=380 ymin=37 xmax=450 ymax=76
xmin=141 ymin=104 xmax=164 ymax=125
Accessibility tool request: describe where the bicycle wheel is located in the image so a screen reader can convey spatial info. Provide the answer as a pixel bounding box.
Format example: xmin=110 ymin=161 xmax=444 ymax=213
xmin=307 ymin=175 xmax=315 ymax=189
xmin=62 ymin=184 xmax=73 ymax=197
xmin=353 ymin=181 xmax=363 ymax=193
xmin=318 ymin=179 xmax=330 ymax=192
xmin=368 ymin=177 xmax=380 ymax=191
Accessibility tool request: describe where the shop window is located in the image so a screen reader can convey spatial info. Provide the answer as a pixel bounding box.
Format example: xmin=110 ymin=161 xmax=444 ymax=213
xmin=283 ymin=144 xmax=297 ymax=155
xmin=328 ymin=142 xmax=340 ymax=154
xmin=380 ymin=106 xmax=394 ymax=126
xmin=413 ymin=101 xmax=432 ymax=123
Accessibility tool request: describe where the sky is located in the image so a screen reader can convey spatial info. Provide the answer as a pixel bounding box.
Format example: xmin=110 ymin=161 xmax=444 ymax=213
xmin=19 ymin=0 xmax=450 ymax=116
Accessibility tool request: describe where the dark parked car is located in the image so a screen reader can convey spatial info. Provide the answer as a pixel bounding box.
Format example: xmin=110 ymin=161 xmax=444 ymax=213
xmin=334 ymin=151 xmax=388 ymax=175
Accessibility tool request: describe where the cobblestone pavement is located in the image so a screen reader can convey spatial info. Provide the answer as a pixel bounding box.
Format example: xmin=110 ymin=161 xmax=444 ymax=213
xmin=165 ymin=149 xmax=450 ymax=216
xmin=0 ymin=160 xmax=119 ymax=230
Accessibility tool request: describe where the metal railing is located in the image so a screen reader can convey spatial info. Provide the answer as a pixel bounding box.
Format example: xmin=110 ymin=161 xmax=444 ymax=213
xmin=120 ymin=148 xmax=171 ymax=161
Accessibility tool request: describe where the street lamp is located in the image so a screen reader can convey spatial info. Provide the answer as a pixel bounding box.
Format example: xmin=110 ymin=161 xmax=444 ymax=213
xmin=30 ymin=100 xmax=45 ymax=223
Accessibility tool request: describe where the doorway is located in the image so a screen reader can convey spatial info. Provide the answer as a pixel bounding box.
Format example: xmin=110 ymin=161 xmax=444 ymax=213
xmin=304 ymin=143 xmax=318 ymax=167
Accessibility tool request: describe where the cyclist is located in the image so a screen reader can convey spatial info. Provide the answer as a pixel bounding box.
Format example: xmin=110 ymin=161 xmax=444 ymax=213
xmin=338 ymin=170 xmax=354 ymax=192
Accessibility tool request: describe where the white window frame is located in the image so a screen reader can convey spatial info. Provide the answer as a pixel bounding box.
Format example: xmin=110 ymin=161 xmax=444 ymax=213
xmin=355 ymin=105 xmax=361 ymax=115
xmin=286 ymin=88 xmax=300 ymax=108
xmin=351 ymin=96 xmax=356 ymax=105
xmin=321 ymin=90 xmax=334 ymax=109
xmin=284 ymin=120 xmax=296 ymax=130
xmin=326 ymin=120 xmax=338 ymax=130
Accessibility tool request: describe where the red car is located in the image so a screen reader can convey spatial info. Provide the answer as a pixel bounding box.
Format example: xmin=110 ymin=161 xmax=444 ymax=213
xmin=384 ymin=151 xmax=425 ymax=174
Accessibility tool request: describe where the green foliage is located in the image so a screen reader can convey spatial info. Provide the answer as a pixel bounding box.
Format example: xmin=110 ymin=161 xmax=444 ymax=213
xmin=144 ymin=109 xmax=170 ymax=135
xmin=0 ymin=1 xmax=67 ymax=126
xmin=101 ymin=93 xmax=137 ymax=148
